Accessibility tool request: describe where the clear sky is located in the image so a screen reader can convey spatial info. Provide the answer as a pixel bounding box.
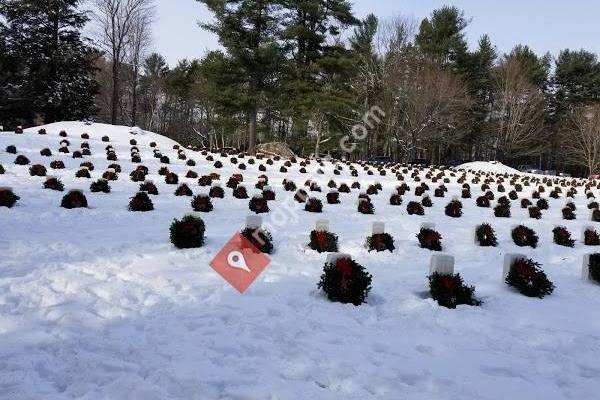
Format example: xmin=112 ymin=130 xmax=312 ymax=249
xmin=151 ymin=0 xmax=600 ymax=67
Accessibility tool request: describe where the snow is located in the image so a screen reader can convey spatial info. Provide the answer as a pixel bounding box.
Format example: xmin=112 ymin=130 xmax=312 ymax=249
xmin=1 ymin=122 xmax=600 ymax=399
xmin=459 ymin=161 xmax=520 ymax=174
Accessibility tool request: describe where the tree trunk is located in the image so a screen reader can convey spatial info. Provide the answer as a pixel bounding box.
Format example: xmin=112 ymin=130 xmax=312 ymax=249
xmin=248 ymin=107 xmax=257 ymax=155
xmin=111 ymin=60 xmax=119 ymax=125
xmin=131 ymin=64 xmax=138 ymax=126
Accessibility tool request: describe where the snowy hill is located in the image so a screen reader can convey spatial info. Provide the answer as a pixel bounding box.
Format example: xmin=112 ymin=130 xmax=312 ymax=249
xmin=1 ymin=122 xmax=599 ymax=400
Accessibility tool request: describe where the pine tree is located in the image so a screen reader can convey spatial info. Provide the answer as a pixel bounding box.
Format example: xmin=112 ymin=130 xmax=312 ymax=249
xmin=279 ymin=0 xmax=359 ymax=156
xmin=415 ymin=6 xmax=470 ymax=71
xmin=0 ymin=0 xmax=98 ymax=125
xmin=198 ymin=0 xmax=285 ymax=154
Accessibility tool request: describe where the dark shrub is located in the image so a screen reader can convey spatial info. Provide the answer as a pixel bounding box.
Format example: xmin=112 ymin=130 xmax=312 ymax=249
xmin=170 ymin=215 xmax=206 ymax=249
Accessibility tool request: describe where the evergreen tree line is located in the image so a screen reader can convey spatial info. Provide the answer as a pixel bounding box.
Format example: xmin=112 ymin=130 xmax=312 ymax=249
xmin=1 ymin=1 xmax=600 ymax=175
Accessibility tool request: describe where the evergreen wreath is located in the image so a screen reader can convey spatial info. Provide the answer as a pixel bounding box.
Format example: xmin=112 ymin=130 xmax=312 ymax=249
xmin=130 ymin=169 xmax=146 ymax=182
xmin=338 ymin=183 xmax=350 ymax=193
xmin=512 ymin=225 xmax=538 ymax=248
xmin=76 ymin=168 xmax=91 ymax=178
xmin=249 ymin=195 xmax=269 ymax=213
xmin=192 ymin=194 xmax=214 ymax=212
xmin=317 ymin=256 xmax=372 ymax=306
xmin=169 ymin=215 xmax=205 ymax=249
xmin=305 ymin=197 xmax=323 ymax=213
xmin=417 ymin=228 xmax=442 ymax=251
xmin=107 ymin=163 xmax=121 ymax=173
xmin=508 ymin=190 xmax=518 ymax=200
xmin=461 ymin=188 xmax=471 ymax=199
xmin=326 ymin=191 xmax=340 ymax=204
xmin=175 ymin=183 xmax=193 ymax=196
xmin=593 ymin=209 xmax=600 ymax=222
xmin=199 ymin=175 xmax=213 ymax=186
xmin=284 ymin=180 xmax=297 ymax=191
xmin=421 ymin=195 xmax=433 ymax=208
xmin=529 ymin=206 xmax=542 ymax=219
xmin=476 ymin=196 xmax=490 ymax=207
xmin=158 ymin=166 xmax=169 ymax=176
xmin=29 ymin=164 xmax=47 ymax=177
xmin=139 ymin=181 xmax=159 ymax=195
xmin=129 ymin=192 xmax=154 ymax=212
xmin=185 ymin=170 xmax=198 ymax=179
xmin=429 ymin=273 xmax=481 ymax=309
xmin=309 ymin=230 xmax=339 ymax=253
xmin=584 ymin=228 xmax=600 ymax=246
xmin=90 ymin=179 xmax=111 ymax=193
xmin=521 ymin=198 xmax=532 ymax=208
xmin=241 ymin=228 xmax=274 ymax=254
xmin=102 ymin=170 xmax=117 ymax=180
xmin=494 ymin=204 xmax=511 ymax=218
xmin=0 ymin=188 xmax=20 ymax=208
xmin=14 ymin=155 xmax=30 ymax=165
xmin=227 ymin=176 xmax=240 ymax=189
xmin=390 ymin=193 xmax=402 ymax=205
xmin=476 ymin=223 xmax=498 ymax=247
xmin=366 ymin=185 xmax=378 ymax=195
xmin=445 ymin=200 xmax=463 ymax=218
xmin=40 ymin=148 xmax=52 ymax=156
xmin=506 ymin=258 xmax=554 ymax=298
xmin=358 ymin=198 xmax=374 ymax=214
xmin=588 ymin=254 xmax=600 ymax=284
xmin=165 ymin=172 xmax=179 ymax=185
xmin=263 ymin=188 xmax=276 ymax=201
xmin=537 ymin=198 xmax=549 ymax=210
xmin=6 ymin=145 xmax=17 ymax=154
xmin=562 ymin=207 xmax=576 ymax=220
xmin=407 ymin=201 xmax=424 ymax=215
xmin=588 ymin=201 xmax=599 ymax=210
xmin=366 ymin=233 xmax=395 ymax=252
xmin=553 ymin=226 xmax=575 ymax=247
xmin=50 ymin=160 xmax=65 ymax=169
xmin=294 ymin=189 xmax=307 ymax=203
xmin=61 ymin=190 xmax=88 ymax=209
xmin=233 ymin=185 xmax=249 ymax=199
xmin=0 ymin=164 xmax=5 ymax=174
xmin=44 ymin=177 xmax=64 ymax=191
xmin=209 ymin=185 xmax=225 ymax=198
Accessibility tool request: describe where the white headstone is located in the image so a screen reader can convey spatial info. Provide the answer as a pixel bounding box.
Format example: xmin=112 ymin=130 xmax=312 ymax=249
xmin=315 ymin=219 xmax=329 ymax=232
xmin=582 ymin=254 xmax=592 ymax=281
xmin=421 ymin=222 xmax=436 ymax=230
xmin=503 ymin=253 xmax=527 ymax=280
xmin=582 ymin=226 xmax=595 ymax=242
xmin=184 ymin=212 xmax=203 ymax=220
xmin=371 ymin=222 xmax=385 ymax=235
xmin=326 ymin=253 xmax=351 ymax=264
xmin=246 ymin=215 xmax=262 ymax=229
xmin=429 ymin=254 xmax=454 ymax=275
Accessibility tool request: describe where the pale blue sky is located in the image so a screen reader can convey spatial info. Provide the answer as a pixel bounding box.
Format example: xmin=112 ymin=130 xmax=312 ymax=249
xmin=152 ymin=0 xmax=600 ymax=67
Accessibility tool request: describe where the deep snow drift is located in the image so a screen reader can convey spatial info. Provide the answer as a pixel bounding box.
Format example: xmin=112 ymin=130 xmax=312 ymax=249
xmin=1 ymin=122 xmax=599 ymax=400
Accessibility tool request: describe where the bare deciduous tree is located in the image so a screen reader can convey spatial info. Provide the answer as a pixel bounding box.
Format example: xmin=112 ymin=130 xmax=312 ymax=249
xmin=492 ymin=57 xmax=546 ymax=160
xmin=129 ymin=3 xmax=153 ymax=126
xmin=93 ymin=0 xmax=153 ymax=125
xmin=563 ymin=104 xmax=600 ymax=176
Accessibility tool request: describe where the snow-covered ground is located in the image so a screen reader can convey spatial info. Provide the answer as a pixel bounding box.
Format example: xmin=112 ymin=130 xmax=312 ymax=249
xmin=1 ymin=122 xmax=599 ymax=400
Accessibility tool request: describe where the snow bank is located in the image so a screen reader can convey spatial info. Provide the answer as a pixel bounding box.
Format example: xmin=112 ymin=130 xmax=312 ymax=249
xmin=458 ymin=161 xmax=520 ymax=174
